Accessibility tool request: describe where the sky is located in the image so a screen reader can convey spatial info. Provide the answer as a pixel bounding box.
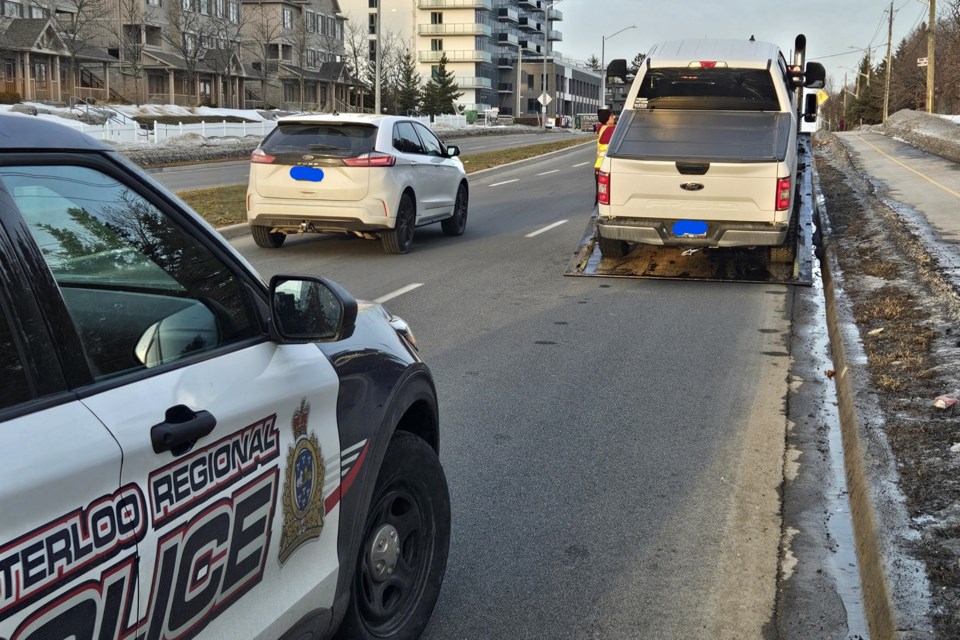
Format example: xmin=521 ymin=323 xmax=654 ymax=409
xmin=556 ymin=0 xmax=932 ymax=88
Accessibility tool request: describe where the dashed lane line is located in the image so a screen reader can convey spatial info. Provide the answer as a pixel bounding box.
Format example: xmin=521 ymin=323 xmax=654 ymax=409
xmin=573 ymin=162 xmax=591 ymax=167
xmin=490 ymin=179 xmax=519 ymax=187
xmin=374 ymin=283 xmax=424 ymax=304
xmin=526 ymin=220 xmax=568 ymax=238
xmin=537 ymin=170 xmax=560 ymax=176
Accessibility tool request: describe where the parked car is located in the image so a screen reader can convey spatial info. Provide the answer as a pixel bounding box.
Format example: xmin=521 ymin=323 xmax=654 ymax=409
xmin=0 ymin=114 xmax=450 ymax=640
xmin=247 ymin=113 xmax=469 ymax=254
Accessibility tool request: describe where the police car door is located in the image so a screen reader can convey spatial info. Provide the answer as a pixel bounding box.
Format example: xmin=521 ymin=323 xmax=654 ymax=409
xmin=0 ymin=217 xmax=132 ymax=640
xmin=4 ymin=160 xmax=343 ymax=640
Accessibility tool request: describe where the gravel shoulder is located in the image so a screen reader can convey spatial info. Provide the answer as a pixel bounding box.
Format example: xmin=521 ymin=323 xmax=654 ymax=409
xmin=814 ymin=110 xmax=960 ymax=638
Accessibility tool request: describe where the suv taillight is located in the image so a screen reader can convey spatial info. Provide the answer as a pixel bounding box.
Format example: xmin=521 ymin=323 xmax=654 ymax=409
xmin=597 ymin=171 xmax=611 ymax=205
xmin=776 ymin=177 xmax=791 ymax=211
xmin=251 ymin=148 xmax=275 ymax=164
xmin=343 ymin=152 xmax=396 ymax=167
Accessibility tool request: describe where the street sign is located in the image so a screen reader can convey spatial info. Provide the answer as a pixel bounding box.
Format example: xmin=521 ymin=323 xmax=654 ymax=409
xmin=537 ymin=92 xmax=552 ymax=106
xmin=918 ymin=57 xmax=929 ymax=67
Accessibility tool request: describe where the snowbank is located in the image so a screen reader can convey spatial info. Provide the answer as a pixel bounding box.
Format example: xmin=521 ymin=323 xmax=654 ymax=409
xmin=881 ymin=110 xmax=960 ymax=164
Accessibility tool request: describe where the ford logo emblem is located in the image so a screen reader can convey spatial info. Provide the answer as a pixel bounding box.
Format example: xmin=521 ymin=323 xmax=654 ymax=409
xmin=680 ymin=183 xmax=705 ymax=191
xmin=302 ymin=155 xmax=315 ymax=161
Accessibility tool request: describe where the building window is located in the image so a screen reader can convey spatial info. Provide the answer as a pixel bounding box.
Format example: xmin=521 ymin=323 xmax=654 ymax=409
xmin=306 ymin=10 xmax=315 ymax=32
xmin=526 ymin=73 xmax=533 ymax=90
xmin=307 ymin=49 xmax=315 ymax=66
xmin=32 ymin=63 xmax=46 ymax=85
xmin=2 ymin=0 xmax=22 ymax=17
xmin=430 ymin=11 xmax=442 ymax=25
xmin=431 ymin=65 xmax=440 ymax=80
xmin=147 ymin=0 xmax=161 ymax=6
xmin=213 ymin=0 xmax=223 ymax=15
xmin=431 ymin=39 xmax=442 ymax=52
xmin=228 ymin=1 xmax=239 ymax=23
xmin=368 ymin=0 xmax=376 ymax=7
xmin=29 ymin=5 xmax=45 ymax=17
xmin=180 ymin=0 xmax=191 ymax=11
xmin=4 ymin=62 xmax=13 ymax=80
xmin=335 ymin=20 xmax=342 ymax=40
xmin=199 ymin=0 xmax=208 ymax=14
xmin=283 ymin=8 xmax=293 ymax=29
xmin=368 ymin=40 xmax=376 ymax=62
xmin=368 ymin=13 xmax=376 ymax=35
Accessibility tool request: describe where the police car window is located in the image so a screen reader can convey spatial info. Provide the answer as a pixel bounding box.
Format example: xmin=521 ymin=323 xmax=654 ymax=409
xmin=0 ymin=307 xmax=32 ymax=409
xmin=0 ymin=165 xmax=261 ymax=380
xmin=413 ymin=123 xmax=444 ymax=157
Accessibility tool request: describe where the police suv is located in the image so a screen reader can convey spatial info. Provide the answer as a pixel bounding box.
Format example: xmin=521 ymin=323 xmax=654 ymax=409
xmin=0 ymin=115 xmax=449 ymax=640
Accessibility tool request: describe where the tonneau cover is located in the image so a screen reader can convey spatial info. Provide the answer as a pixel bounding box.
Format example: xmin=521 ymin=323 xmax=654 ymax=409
xmin=607 ymin=110 xmax=793 ymax=164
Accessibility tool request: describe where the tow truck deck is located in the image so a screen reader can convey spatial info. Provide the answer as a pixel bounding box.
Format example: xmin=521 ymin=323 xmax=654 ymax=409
xmin=565 ymin=136 xmax=818 ymax=286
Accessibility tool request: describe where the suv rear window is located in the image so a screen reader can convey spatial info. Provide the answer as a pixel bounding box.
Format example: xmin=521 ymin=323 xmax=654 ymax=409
xmin=262 ymin=123 xmax=377 ymax=159
xmin=635 ymin=68 xmax=780 ymax=111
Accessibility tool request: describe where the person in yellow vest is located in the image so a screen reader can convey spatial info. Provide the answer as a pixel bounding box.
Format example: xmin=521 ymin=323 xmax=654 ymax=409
xmin=594 ymin=108 xmax=616 ymax=205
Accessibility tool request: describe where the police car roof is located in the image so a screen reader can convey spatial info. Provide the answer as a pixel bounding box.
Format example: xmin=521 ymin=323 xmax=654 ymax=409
xmin=0 ymin=113 xmax=110 ymax=151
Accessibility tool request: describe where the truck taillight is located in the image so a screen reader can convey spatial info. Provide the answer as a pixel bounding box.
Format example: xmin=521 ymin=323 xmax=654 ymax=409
xmin=251 ymin=148 xmax=275 ymax=164
xmin=598 ymin=171 xmax=611 ymax=205
xmin=776 ymin=177 xmax=792 ymax=211
xmin=343 ymin=152 xmax=396 ymax=167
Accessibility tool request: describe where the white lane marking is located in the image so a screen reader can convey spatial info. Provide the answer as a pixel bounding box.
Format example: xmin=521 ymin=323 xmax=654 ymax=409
xmin=573 ymin=162 xmax=590 ymax=167
xmin=490 ymin=179 xmax=519 ymax=187
xmin=374 ymin=283 xmax=423 ymax=304
xmin=537 ymin=170 xmax=560 ymax=176
xmin=526 ymin=220 xmax=568 ymax=237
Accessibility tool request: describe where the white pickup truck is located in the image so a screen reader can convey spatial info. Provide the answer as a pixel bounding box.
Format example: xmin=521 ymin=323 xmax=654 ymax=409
xmin=596 ymin=35 xmax=825 ymax=261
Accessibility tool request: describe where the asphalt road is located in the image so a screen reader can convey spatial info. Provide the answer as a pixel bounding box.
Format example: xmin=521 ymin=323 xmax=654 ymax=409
xmin=147 ymin=132 xmax=581 ymax=192
xmin=229 ymin=144 xmax=796 ymax=638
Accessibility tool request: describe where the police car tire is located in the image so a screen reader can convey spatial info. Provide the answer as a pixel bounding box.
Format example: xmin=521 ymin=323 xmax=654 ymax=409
xmin=336 ymin=431 xmax=450 ymax=640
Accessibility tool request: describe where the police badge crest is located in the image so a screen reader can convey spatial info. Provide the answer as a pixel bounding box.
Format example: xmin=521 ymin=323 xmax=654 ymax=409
xmin=279 ymin=399 xmax=325 ymax=564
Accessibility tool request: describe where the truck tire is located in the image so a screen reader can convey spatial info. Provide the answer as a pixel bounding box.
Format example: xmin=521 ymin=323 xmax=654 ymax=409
xmin=251 ymin=225 xmax=286 ymax=248
xmin=769 ymin=213 xmax=799 ymax=264
xmin=335 ymin=431 xmax=450 ymax=640
xmin=598 ymin=236 xmax=629 ymax=258
xmin=382 ymin=194 xmax=415 ymax=254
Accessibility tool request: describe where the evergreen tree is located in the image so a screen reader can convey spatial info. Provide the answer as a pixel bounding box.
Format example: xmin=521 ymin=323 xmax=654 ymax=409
xmin=586 ymin=55 xmax=601 ymax=71
xmin=845 ymin=55 xmax=883 ymax=125
xmin=630 ymin=52 xmax=646 ymax=72
xmin=396 ymin=50 xmax=423 ymax=115
xmin=421 ymin=54 xmax=463 ymax=116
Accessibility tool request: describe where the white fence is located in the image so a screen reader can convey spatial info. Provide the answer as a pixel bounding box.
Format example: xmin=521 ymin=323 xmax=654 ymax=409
xmin=58 ymin=112 xmax=467 ymax=145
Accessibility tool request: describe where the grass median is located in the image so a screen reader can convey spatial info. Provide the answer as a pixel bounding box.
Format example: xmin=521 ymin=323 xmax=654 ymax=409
xmin=177 ymin=136 xmax=591 ymax=228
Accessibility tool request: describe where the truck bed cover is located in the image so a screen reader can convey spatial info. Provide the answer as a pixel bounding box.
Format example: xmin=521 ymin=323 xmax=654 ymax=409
xmin=607 ymin=110 xmax=794 ymax=164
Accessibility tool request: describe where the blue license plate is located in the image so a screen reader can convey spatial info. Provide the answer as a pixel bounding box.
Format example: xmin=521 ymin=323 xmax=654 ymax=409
xmin=672 ymin=220 xmax=708 ymax=238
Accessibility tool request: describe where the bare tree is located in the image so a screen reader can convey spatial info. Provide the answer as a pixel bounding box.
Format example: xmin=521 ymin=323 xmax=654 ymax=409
xmin=244 ymin=2 xmax=284 ymax=108
xmin=114 ymin=0 xmax=159 ymax=103
xmin=41 ymin=0 xmax=109 ymax=100
xmin=342 ymin=17 xmax=371 ymax=101
xmin=206 ymin=0 xmax=245 ymax=108
xmin=163 ymin=0 xmax=215 ymax=105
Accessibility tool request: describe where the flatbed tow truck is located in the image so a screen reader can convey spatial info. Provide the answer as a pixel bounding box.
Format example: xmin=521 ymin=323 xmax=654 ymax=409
xmin=564 ymin=133 xmax=818 ymax=285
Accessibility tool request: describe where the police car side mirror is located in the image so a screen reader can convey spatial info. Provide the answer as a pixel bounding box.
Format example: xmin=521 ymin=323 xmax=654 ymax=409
xmin=269 ymin=275 xmax=358 ymax=343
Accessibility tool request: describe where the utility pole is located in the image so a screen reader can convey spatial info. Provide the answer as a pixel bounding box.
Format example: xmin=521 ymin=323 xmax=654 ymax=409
xmin=843 ymin=71 xmax=848 ymax=113
xmin=516 ymin=41 xmax=522 ymax=118
xmin=374 ymin=0 xmax=381 ymax=114
xmin=927 ymin=0 xmax=936 ymax=113
xmin=883 ymin=0 xmax=893 ymax=121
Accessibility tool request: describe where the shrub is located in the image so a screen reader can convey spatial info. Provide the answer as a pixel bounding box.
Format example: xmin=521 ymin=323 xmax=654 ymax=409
xmin=0 ymin=92 xmax=22 ymax=104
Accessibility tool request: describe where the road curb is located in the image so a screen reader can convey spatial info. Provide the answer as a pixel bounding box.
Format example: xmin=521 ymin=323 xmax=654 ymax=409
xmin=815 ymin=156 xmax=933 ymax=640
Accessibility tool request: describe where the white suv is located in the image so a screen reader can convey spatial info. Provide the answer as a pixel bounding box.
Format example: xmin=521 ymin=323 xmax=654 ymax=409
xmin=247 ymin=113 xmax=469 ymax=254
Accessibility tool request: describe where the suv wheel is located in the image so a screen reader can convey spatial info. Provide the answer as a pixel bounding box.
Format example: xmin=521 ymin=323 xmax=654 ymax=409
xmin=382 ymin=195 xmax=415 ymax=254
xmin=251 ymin=225 xmax=286 ymax=248
xmin=336 ymin=432 xmax=450 ymax=640
xmin=441 ymin=183 xmax=468 ymax=237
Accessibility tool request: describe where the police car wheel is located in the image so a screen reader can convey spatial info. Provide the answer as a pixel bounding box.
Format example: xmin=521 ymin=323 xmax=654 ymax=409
xmin=338 ymin=431 xmax=450 ymax=640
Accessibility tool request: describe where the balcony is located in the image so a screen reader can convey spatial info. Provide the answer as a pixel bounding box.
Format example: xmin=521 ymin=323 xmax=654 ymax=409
xmin=519 ymin=40 xmax=541 ymax=54
xmin=497 ymin=82 xmax=513 ymax=93
xmin=455 ymin=76 xmax=494 ymax=89
xmin=518 ymin=17 xmax=538 ymax=31
xmin=548 ymin=29 xmax=561 ymax=41
xmin=547 ymin=7 xmax=562 ymax=20
xmin=496 ymin=6 xmax=518 ymax=22
xmin=496 ymin=56 xmax=515 ymax=68
xmin=418 ymin=0 xmax=492 ymax=9
xmin=517 ymin=0 xmax=537 ymax=8
xmin=418 ymin=50 xmax=493 ymax=63
xmin=497 ymin=32 xmax=518 ymax=45
xmin=419 ymin=23 xmax=492 ymax=36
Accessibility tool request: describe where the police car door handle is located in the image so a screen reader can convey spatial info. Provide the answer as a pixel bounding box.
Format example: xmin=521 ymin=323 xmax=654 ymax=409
xmin=151 ymin=404 xmax=217 ymax=455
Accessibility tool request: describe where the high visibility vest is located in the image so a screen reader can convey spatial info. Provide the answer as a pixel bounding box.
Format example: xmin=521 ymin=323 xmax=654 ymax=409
xmin=595 ymin=124 xmax=613 ymax=169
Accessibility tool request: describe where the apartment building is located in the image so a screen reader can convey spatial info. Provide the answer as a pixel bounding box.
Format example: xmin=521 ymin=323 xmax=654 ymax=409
xmin=340 ymin=0 xmax=597 ymax=117
xmin=0 ymin=0 xmax=357 ymax=109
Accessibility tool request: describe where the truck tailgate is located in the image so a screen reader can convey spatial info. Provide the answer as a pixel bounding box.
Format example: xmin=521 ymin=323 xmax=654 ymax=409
xmin=608 ymin=159 xmax=780 ymax=222
xmin=608 ymin=110 xmax=793 ymax=163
